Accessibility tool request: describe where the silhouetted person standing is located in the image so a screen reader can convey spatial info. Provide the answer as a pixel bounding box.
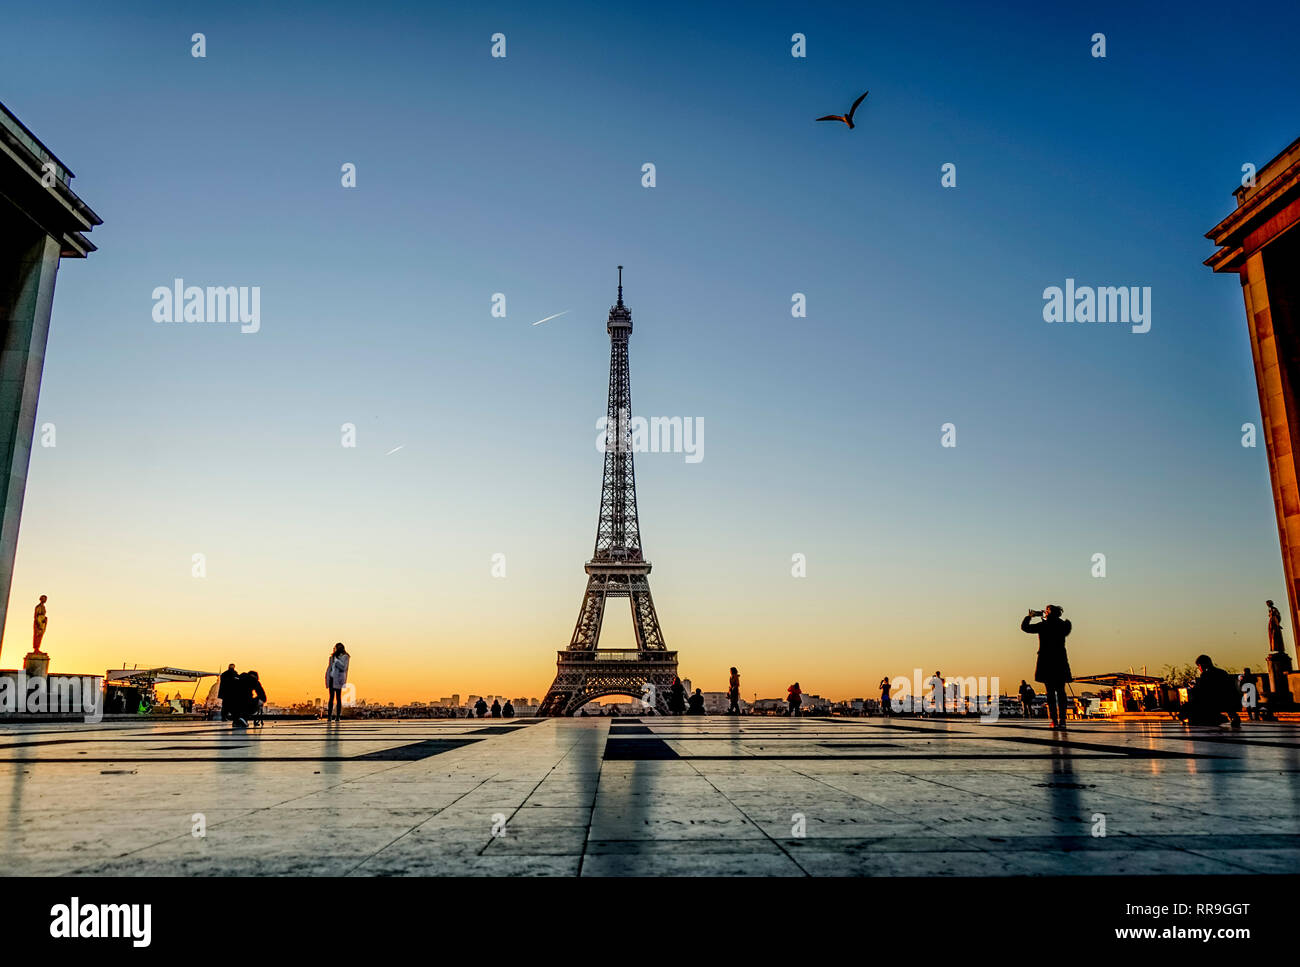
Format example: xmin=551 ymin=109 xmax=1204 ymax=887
xmin=669 ymin=677 xmax=686 ymax=715
xmin=787 ymin=682 xmax=802 ymax=716
xmin=1021 ymin=606 xmax=1072 ymax=729
xmin=475 ymin=697 xmax=488 ymax=718
xmin=879 ymin=677 xmax=892 ymax=716
xmin=1019 ymin=680 xmax=1036 ymax=718
xmin=728 ymin=667 xmax=741 ymax=714
xmin=928 ymin=671 xmax=945 ymax=714
xmin=1268 ymin=600 xmax=1287 ymax=654
xmin=1240 ymin=667 xmax=1261 ymax=721
xmin=490 ymin=699 xmax=502 ymax=718
xmin=325 ymin=643 xmax=349 ymax=723
xmin=218 ymin=663 xmax=239 ymax=721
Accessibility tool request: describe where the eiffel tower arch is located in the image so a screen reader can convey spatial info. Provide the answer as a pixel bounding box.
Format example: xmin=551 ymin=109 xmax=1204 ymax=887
xmin=539 ymin=269 xmax=679 ymax=716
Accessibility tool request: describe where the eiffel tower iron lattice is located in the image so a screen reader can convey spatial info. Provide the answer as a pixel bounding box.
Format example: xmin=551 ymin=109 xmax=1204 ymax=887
xmin=538 ymin=268 xmax=679 ymax=716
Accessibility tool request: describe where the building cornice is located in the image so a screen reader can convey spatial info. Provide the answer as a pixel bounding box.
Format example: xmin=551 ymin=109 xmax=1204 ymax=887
xmin=1206 ymin=137 xmax=1300 ymax=273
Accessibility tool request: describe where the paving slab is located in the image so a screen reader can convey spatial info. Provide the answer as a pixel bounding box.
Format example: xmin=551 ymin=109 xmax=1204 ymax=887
xmin=1 ymin=716 xmax=1296 ymax=876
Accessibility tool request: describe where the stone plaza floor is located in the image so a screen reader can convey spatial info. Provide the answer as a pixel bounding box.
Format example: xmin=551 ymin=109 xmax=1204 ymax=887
xmin=1 ymin=715 xmax=1297 ymax=876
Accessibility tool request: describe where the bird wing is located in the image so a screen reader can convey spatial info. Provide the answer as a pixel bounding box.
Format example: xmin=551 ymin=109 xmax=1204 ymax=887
xmin=816 ymin=115 xmax=844 ymax=122
xmin=846 ymin=90 xmax=869 ymax=121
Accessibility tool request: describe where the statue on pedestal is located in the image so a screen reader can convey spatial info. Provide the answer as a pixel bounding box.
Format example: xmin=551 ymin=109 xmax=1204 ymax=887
xmin=32 ymin=594 xmax=47 ymax=652
xmin=1263 ymin=600 xmax=1295 ymax=707
xmin=1267 ymin=599 xmax=1287 ymax=654
xmin=23 ymin=595 xmax=51 ymax=678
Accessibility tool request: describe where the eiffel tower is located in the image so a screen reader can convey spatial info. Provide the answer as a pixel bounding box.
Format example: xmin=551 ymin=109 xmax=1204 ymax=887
xmin=538 ymin=268 xmax=678 ymax=716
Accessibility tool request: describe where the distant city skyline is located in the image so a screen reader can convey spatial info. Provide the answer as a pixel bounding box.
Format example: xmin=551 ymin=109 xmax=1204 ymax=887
xmin=2 ymin=0 xmax=1299 ymax=704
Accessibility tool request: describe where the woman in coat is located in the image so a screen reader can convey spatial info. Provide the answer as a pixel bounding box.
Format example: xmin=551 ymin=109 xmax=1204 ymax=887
xmin=325 ymin=642 xmax=350 ymax=723
xmin=668 ymin=677 xmax=687 ymax=714
xmin=1021 ymin=606 xmax=1072 ymax=729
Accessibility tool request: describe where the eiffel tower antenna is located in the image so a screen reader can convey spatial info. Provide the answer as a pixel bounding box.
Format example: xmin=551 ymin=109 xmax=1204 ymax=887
xmin=538 ymin=268 xmax=679 ymax=716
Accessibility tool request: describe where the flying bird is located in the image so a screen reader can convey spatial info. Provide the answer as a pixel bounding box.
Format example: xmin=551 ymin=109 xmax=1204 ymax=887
xmin=384 ymin=445 xmax=404 ymax=456
xmin=532 ymin=310 xmax=570 ymax=327
xmin=816 ymin=90 xmax=869 ymax=129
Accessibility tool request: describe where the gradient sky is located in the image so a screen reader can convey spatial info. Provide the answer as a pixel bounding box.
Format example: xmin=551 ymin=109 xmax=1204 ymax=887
xmin=2 ymin=0 xmax=1298 ymax=705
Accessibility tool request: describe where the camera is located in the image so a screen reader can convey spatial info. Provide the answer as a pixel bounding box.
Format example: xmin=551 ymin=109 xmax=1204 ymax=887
xmin=1029 ymin=609 xmax=1044 ymax=617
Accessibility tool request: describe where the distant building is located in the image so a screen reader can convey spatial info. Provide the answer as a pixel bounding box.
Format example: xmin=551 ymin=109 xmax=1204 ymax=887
xmin=701 ymin=691 xmax=733 ymax=714
xmin=998 ymin=696 xmax=1025 ymax=717
xmin=801 ymin=694 xmax=832 ymax=712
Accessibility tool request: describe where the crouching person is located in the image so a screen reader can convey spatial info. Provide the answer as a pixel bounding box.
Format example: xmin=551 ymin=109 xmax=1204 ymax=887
xmin=230 ymin=670 xmax=268 ymax=729
xmin=1178 ymin=655 xmax=1240 ymax=728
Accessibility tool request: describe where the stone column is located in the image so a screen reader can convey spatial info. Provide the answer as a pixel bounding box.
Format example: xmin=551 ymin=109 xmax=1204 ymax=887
xmin=0 ymin=226 xmax=61 ymax=662
xmin=1238 ymin=252 xmax=1300 ymax=653
xmin=1207 ymin=136 xmax=1300 ymax=659
xmin=0 ymin=103 xmax=101 ymax=662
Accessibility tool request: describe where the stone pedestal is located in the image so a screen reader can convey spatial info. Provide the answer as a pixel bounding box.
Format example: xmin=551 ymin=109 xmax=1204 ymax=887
xmin=22 ymin=650 xmax=48 ymax=676
xmin=1267 ymin=650 xmax=1294 ymax=709
xmin=1289 ymin=675 xmax=1300 ymax=706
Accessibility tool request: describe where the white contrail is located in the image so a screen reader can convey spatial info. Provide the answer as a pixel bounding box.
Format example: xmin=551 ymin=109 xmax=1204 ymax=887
xmin=384 ymin=445 xmax=404 ymax=456
xmin=532 ymin=310 xmax=570 ymax=326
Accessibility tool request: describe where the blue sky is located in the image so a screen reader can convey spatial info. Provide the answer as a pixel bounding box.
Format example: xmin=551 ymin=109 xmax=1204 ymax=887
xmin=2 ymin=0 xmax=1298 ymax=700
